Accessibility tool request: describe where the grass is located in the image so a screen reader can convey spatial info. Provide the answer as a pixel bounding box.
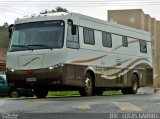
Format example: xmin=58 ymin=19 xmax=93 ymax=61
xmin=103 ymin=90 xmax=122 ymax=95
xmin=0 ymin=90 xmax=122 ymax=98
xmin=48 ymin=90 xmax=122 ymax=96
xmin=48 ymin=91 xmax=79 ymax=96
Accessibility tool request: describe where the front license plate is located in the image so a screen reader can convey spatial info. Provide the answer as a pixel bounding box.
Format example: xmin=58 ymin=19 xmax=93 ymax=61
xmin=26 ymin=78 xmax=36 ymax=82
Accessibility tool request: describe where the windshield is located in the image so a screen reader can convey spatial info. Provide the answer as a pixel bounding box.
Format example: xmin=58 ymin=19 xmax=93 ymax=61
xmin=9 ymin=21 xmax=64 ymax=52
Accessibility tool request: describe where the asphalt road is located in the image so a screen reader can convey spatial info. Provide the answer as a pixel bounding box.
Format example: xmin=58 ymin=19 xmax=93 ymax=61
xmin=0 ymin=92 xmax=160 ymax=119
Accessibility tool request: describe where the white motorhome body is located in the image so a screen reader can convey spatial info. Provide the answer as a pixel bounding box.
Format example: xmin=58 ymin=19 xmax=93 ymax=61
xmin=6 ymin=13 xmax=153 ymax=98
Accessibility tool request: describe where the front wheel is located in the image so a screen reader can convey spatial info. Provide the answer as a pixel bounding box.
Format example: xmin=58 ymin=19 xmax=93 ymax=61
xmin=79 ymin=73 xmax=94 ymax=96
xmin=34 ymin=88 xmax=48 ymax=98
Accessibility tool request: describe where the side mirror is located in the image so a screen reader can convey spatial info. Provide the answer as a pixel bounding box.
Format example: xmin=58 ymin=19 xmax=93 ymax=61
xmin=67 ymin=19 xmax=77 ymax=35
xmin=8 ymin=24 xmax=13 ymax=38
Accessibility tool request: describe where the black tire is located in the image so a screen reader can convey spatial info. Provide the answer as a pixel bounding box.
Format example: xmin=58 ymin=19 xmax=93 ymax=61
xmin=34 ymin=88 xmax=48 ymax=98
xmin=79 ymin=73 xmax=94 ymax=96
xmin=129 ymin=74 xmax=139 ymax=94
xmin=9 ymin=89 xmax=19 ymax=98
xmin=121 ymin=74 xmax=139 ymax=94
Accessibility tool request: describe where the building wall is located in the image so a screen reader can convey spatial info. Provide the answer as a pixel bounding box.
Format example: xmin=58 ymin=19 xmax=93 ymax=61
xmin=151 ymin=18 xmax=157 ymax=75
xmin=108 ymin=9 xmax=145 ymax=30
xmin=108 ymin=9 xmax=160 ymax=87
xmin=145 ymin=14 xmax=151 ymax=32
xmin=0 ymin=27 xmax=9 ymax=70
xmin=155 ymin=21 xmax=160 ymax=86
xmin=0 ymin=48 xmax=7 ymax=70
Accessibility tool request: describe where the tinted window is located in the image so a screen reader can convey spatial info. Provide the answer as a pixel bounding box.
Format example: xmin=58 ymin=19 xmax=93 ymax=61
xmin=0 ymin=77 xmax=3 ymax=81
xmin=0 ymin=76 xmax=4 ymax=83
xmin=83 ymin=28 xmax=95 ymax=45
xmin=122 ymin=36 xmax=128 ymax=47
xmin=139 ymin=40 xmax=147 ymax=53
xmin=102 ymin=32 xmax=112 ymax=48
xmin=10 ymin=21 xmax=64 ymax=52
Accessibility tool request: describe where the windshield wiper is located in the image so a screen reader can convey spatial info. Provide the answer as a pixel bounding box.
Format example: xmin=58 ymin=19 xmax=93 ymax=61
xmin=12 ymin=45 xmax=33 ymax=51
xmin=28 ymin=44 xmax=52 ymax=50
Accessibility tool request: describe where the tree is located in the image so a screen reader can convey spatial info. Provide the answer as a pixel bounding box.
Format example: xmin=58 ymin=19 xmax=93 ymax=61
xmin=40 ymin=6 xmax=69 ymax=14
xmin=54 ymin=6 xmax=69 ymax=13
xmin=2 ymin=22 xmax=9 ymax=28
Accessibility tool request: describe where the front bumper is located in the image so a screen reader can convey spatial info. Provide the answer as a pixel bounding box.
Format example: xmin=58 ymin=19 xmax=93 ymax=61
xmin=6 ymin=67 xmax=64 ymax=88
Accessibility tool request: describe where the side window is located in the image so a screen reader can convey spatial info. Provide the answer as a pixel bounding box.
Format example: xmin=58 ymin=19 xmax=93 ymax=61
xmin=0 ymin=76 xmax=4 ymax=83
xmin=139 ymin=40 xmax=147 ymax=53
xmin=102 ymin=32 xmax=112 ymax=48
xmin=122 ymin=36 xmax=128 ymax=47
xmin=66 ymin=25 xmax=80 ymax=49
xmin=83 ymin=28 xmax=95 ymax=45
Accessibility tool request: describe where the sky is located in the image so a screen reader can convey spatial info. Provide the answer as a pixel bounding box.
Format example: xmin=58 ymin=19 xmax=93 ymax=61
xmin=0 ymin=0 xmax=160 ymax=25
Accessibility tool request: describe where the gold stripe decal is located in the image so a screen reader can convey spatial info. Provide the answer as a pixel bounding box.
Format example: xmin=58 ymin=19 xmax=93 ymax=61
xmin=107 ymin=58 xmax=149 ymax=76
xmin=112 ymin=58 xmax=132 ymax=67
xmin=70 ymin=40 xmax=138 ymax=64
xmin=101 ymin=58 xmax=132 ymax=73
xmin=71 ymin=54 xmax=108 ymax=64
xmin=113 ymin=40 xmax=139 ymax=51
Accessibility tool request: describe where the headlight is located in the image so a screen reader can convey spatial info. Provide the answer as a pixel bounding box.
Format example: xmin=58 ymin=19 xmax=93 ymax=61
xmin=6 ymin=68 xmax=15 ymax=72
xmin=48 ymin=63 xmax=64 ymax=70
xmin=49 ymin=66 xmax=54 ymax=70
xmin=11 ymin=69 xmax=15 ymax=72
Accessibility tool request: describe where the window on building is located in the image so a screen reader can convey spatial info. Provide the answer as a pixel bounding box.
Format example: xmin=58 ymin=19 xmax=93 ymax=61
xmin=139 ymin=40 xmax=147 ymax=53
xmin=122 ymin=36 xmax=128 ymax=47
xmin=66 ymin=25 xmax=80 ymax=49
xmin=102 ymin=32 xmax=112 ymax=48
xmin=83 ymin=28 xmax=95 ymax=45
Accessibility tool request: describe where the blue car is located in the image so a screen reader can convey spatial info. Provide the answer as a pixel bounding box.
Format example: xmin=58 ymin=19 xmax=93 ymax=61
xmin=0 ymin=75 xmax=34 ymax=98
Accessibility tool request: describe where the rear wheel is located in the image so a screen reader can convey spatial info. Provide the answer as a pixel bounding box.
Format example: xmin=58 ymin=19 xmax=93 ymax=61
xmin=129 ymin=74 xmax=139 ymax=94
xmin=79 ymin=73 xmax=94 ymax=96
xmin=121 ymin=74 xmax=139 ymax=94
xmin=34 ymin=88 xmax=48 ymax=98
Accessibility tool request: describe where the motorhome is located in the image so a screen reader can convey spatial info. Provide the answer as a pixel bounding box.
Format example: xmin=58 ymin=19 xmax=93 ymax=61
xmin=6 ymin=13 xmax=153 ymax=98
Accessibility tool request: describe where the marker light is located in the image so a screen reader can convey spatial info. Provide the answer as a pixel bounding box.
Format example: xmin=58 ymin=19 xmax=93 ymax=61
xmin=27 ymin=70 xmax=33 ymax=75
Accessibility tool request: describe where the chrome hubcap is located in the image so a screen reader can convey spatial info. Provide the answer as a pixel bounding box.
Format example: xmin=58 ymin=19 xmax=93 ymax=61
xmin=133 ymin=81 xmax=138 ymax=91
xmin=85 ymin=78 xmax=92 ymax=91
